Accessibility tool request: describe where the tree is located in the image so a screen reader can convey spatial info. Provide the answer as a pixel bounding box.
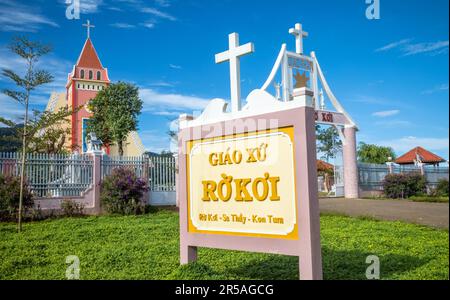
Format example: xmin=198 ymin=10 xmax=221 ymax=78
xmin=357 ymin=142 xmax=396 ymax=164
xmin=87 ymin=82 xmax=143 ymax=156
xmin=1 ymin=37 xmax=53 ymax=232
xmin=0 ymin=117 xmax=22 ymax=152
xmin=316 ymin=125 xmax=342 ymax=162
xmin=0 ymin=107 xmax=78 ymax=154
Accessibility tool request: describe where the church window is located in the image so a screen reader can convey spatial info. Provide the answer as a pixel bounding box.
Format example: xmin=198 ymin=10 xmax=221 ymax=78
xmin=97 ymin=71 xmax=101 ymax=80
xmin=89 ymin=70 xmax=93 ymax=80
xmin=77 ymin=84 xmax=80 ymax=89
xmin=83 ymin=84 xmax=85 ymax=89
xmin=80 ymin=70 xmax=85 ymax=79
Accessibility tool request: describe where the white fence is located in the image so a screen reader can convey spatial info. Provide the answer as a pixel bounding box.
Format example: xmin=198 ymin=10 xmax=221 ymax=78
xmin=358 ymin=162 xmax=449 ymax=192
xmin=0 ymin=152 xmax=177 ymax=206
xmin=0 ymin=152 xmax=93 ymax=197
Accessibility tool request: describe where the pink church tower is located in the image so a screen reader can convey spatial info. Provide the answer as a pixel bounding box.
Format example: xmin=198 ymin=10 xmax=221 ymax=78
xmin=66 ymin=21 xmax=110 ymax=153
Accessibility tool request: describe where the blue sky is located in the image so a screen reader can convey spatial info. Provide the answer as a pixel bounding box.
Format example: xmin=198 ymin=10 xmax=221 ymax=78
xmin=0 ymin=0 xmax=449 ymax=159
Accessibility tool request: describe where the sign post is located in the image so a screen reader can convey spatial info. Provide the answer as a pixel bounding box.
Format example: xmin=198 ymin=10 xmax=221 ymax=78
xmin=178 ymin=105 xmax=322 ymax=280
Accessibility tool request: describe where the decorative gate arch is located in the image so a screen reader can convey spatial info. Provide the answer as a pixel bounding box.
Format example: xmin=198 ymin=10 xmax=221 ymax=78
xmin=257 ymin=23 xmax=359 ymax=198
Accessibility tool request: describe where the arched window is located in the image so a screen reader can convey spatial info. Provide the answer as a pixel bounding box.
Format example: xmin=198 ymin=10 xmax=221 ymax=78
xmin=97 ymin=71 xmax=101 ymax=80
xmin=80 ymin=70 xmax=85 ymax=79
xmin=89 ymin=70 xmax=93 ymax=80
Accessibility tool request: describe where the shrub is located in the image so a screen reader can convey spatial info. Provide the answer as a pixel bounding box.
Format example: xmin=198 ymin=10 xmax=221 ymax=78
xmin=383 ymin=172 xmax=427 ymax=199
xmin=101 ymin=167 xmax=149 ymax=215
xmin=0 ymin=174 xmax=34 ymax=221
xmin=61 ymin=200 xmax=85 ymax=217
xmin=435 ymin=179 xmax=449 ymax=197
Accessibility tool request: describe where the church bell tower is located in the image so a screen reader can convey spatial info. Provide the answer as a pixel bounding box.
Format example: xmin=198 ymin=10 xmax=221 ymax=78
xmin=66 ymin=20 xmax=110 ymax=153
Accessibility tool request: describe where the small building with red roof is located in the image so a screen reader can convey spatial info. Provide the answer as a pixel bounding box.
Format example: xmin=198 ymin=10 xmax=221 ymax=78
xmin=395 ymin=147 xmax=446 ymax=166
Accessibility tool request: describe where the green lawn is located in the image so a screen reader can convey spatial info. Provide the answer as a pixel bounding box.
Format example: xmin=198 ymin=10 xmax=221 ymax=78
xmin=0 ymin=210 xmax=448 ymax=280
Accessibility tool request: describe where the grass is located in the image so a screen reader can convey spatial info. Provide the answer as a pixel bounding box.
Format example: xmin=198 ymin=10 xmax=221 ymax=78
xmin=362 ymin=195 xmax=449 ymax=203
xmin=0 ymin=210 xmax=448 ymax=280
xmin=409 ymin=196 xmax=449 ymax=203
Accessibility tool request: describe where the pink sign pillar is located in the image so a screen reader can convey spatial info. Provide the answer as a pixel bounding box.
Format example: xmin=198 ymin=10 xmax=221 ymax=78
xmin=343 ymin=126 xmax=359 ymax=199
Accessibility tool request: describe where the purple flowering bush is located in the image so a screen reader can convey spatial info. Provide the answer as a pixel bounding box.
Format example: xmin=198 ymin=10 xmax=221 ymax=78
xmin=101 ymin=167 xmax=149 ymax=215
xmin=383 ymin=172 xmax=427 ymax=199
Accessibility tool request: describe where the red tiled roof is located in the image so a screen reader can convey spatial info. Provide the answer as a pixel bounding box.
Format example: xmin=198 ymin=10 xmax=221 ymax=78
xmin=317 ymin=159 xmax=334 ymax=172
xmin=76 ymin=38 xmax=103 ymax=69
xmin=395 ymin=146 xmax=446 ymax=165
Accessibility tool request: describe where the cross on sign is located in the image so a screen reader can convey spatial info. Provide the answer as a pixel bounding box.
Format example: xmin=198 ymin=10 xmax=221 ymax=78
xmin=83 ymin=20 xmax=95 ymax=39
xmin=215 ymin=33 xmax=254 ymax=113
xmin=289 ymin=23 xmax=308 ymax=54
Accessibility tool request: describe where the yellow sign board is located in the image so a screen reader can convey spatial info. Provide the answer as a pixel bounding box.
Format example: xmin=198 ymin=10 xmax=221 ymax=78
xmin=187 ymin=126 xmax=298 ymax=239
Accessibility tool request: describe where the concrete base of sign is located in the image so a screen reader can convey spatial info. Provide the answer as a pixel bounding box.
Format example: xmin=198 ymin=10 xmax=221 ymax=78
xmin=178 ymin=106 xmax=323 ymax=280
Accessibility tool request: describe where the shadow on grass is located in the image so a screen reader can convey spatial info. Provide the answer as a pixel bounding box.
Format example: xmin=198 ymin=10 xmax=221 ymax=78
xmin=169 ymin=248 xmax=429 ymax=280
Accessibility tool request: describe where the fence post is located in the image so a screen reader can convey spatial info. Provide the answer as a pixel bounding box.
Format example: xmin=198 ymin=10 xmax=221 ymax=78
xmin=386 ymin=162 xmax=393 ymax=174
xmin=90 ymin=151 xmax=103 ymax=215
xmin=174 ymin=154 xmax=179 ymax=207
xmin=143 ymin=154 xmax=150 ymax=206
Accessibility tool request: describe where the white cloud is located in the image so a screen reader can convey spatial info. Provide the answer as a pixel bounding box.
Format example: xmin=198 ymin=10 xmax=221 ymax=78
xmin=141 ymin=21 xmax=155 ymax=29
xmin=155 ymin=0 xmax=171 ymax=7
xmin=0 ymin=0 xmax=59 ymax=32
xmin=169 ymin=64 xmax=182 ymax=69
xmin=139 ymin=129 xmax=172 ymax=154
xmin=141 ymin=7 xmax=176 ymax=21
xmin=403 ymin=41 xmax=449 ymax=56
xmin=375 ymin=38 xmax=449 ymax=56
xmin=110 ymin=22 xmax=136 ymax=29
xmin=148 ymin=80 xmax=176 ymax=87
xmin=139 ymin=88 xmax=210 ymax=113
xmin=421 ymin=83 xmax=449 ymax=95
xmin=374 ymin=120 xmax=412 ymax=128
xmin=78 ymin=0 xmax=103 ymax=13
xmin=372 ymin=110 xmax=400 ymax=117
xmin=378 ymin=136 xmax=449 ymax=155
xmin=375 ymin=39 xmax=412 ymax=52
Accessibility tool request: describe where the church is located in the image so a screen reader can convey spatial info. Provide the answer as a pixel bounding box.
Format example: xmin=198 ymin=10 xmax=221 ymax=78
xmin=45 ymin=22 xmax=145 ymax=156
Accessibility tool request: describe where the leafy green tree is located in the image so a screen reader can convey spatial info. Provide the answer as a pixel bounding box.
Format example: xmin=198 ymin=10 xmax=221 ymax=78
xmin=87 ymin=82 xmax=143 ymax=156
xmin=357 ymin=142 xmax=396 ymax=164
xmin=0 ymin=107 xmax=78 ymax=154
xmin=316 ymin=125 xmax=342 ymax=162
xmin=1 ymin=37 xmax=53 ymax=232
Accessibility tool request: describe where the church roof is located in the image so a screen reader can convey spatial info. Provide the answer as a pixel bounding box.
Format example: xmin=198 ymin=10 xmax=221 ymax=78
xmin=317 ymin=159 xmax=334 ymax=172
xmin=395 ymin=146 xmax=446 ymax=165
xmin=76 ymin=38 xmax=103 ymax=69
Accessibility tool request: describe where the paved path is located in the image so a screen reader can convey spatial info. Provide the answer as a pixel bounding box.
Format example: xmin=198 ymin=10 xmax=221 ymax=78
xmin=319 ymin=198 xmax=449 ymax=229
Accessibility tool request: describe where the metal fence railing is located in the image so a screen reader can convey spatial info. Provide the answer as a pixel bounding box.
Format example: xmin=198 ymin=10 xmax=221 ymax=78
xmin=358 ymin=162 xmax=449 ymax=192
xmin=101 ymin=155 xmax=148 ymax=179
xmin=358 ymin=163 xmax=390 ymax=191
xmin=100 ymin=155 xmax=176 ymax=192
xmin=423 ymin=166 xmax=449 ymax=187
xmin=0 ymin=152 xmax=93 ymax=197
xmin=149 ymin=156 xmax=176 ymax=192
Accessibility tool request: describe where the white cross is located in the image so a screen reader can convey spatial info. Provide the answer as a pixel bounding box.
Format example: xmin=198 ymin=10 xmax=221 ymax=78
xmin=289 ymin=23 xmax=308 ymax=54
xmin=215 ymin=33 xmax=254 ymax=113
xmin=83 ymin=20 xmax=95 ymax=39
